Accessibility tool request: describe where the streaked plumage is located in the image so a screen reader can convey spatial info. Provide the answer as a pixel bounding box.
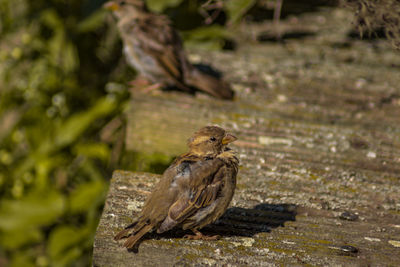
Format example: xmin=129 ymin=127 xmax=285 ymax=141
xmin=104 ymin=0 xmax=234 ymax=99
xmin=114 ymin=126 xmax=239 ymax=249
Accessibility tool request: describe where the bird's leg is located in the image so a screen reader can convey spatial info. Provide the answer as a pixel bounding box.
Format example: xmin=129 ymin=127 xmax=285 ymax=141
xmin=128 ymin=76 xmax=162 ymax=94
xmin=184 ymin=229 xmax=220 ymax=240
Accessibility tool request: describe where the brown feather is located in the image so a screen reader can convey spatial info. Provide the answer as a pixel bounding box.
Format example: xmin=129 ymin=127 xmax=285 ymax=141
xmin=114 ymin=228 xmax=131 ymax=241
xmin=123 ymin=224 xmax=153 ymax=249
xmin=111 ymin=125 xmax=239 ymax=248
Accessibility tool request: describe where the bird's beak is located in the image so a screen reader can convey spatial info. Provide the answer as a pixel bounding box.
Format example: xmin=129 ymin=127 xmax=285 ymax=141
xmin=222 ymin=133 xmax=237 ymax=145
xmin=103 ymin=1 xmax=119 ymax=11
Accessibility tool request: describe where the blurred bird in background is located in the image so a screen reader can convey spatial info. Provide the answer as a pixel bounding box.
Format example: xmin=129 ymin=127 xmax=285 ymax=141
xmin=104 ymin=0 xmax=234 ymax=99
xmin=114 ymin=126 xmax=239 ymax=249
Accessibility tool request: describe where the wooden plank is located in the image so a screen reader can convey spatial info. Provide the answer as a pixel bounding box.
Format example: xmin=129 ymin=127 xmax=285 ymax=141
xmin=94 ymin=7 xmax=400 ymax=266
xmin=94 ymin=170 xmax=400 ymax=266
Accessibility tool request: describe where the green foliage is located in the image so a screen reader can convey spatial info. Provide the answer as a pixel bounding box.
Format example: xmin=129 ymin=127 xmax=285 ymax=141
xmin=182 ymin=24 xmax=233 ymax=50
xmin=226 ymin=0 xmax=257 ymax=24
xmin=69 ymin=180 xmax=107 ymax=213
xmin=48 ymin=225 xmax=88 ymax=266
xmin=0 ymin=0 xmax=253 ymax=266
xmin=0 ymin=0 xmax=125 ymax=265
xmin=145 ymin=0 xmax=257 ymax=50
xmin=121 ymin=151 xmax=174 ymax=175
xmin=147 ymin=0 xmax=184 ymax=12
xmin=0 ymin=190 xmax=65 ymax=249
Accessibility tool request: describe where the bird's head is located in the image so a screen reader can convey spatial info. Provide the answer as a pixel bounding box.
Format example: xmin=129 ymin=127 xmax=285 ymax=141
xmin=103 ymin=0 xmax=146 ymax=19
xmin=187 ymin=126 xmax=237 ymax=157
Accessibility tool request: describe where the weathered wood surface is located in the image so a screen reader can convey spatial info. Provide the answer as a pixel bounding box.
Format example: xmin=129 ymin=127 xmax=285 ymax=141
xmin=94 ymin=7 xmax=400 ymax=266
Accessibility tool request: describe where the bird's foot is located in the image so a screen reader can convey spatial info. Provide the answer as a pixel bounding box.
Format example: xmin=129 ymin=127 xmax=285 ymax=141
xmin=128 ymin=77 xmax=162 ymax=94
xmin=184 ymin=230 xmax=220 ymax=241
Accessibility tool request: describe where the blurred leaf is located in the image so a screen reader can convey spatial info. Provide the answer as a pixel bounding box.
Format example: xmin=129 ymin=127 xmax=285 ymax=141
xmin=121 ymin=151 xmax=173 ymax=174
xmin=47 ymin=30 xmax=79 ymax=73
xmin=34 ymin=155 xmax=66 ymax=190
xmin=48 ymin=225 xmax=87 ymax=267
xmin=184 ymin=38 xmax=224 ymax=50
xmin=69 ymin=179 xmax=107 ymax=214
xmin=0 ymin=109 xmax=21 ymax=142
xmin=77 ymin=9 xmax=107 ymax=33
xmin=11 ymin=252 xmax=36 ymax=267
xmin=226 ymin=0 xmax=256 ymax=24
xmin=0 ymin=189 xmax=65 ymax=231
xmin=146 ymin=0 xmax=184 ymax=13
xmin=183 ymin=24 xmax=232 ymax=40
xmin=73 ymin=142 xmax=110 ymax=162
xmin=47 ymin=30 xmax=66 ymax=67
xmin=40 ymin=9 xmax=63 ymax=30
xmin=182 ymin=25 xmax=232 ymax=50
xmin=54 ymin=97 xmax=117 ymax=149
xmin=52 ymin=247 xmax=81 ymax=267
xmin=80 ymin=158 xmax=106 ymax=181
xmin=0 ymin=227 xmax=43 ymax=250
xmin=41 ymin=9 xmax=79 ymax=73
xmin=63 ymin=42 xmax=79 ymax=73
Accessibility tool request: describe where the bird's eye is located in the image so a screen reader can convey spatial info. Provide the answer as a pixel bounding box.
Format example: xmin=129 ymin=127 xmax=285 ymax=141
xmin=120 ymin=1 xmax=126 ymax=5
xmin=210 ymin=137 xmax=216 ymax=142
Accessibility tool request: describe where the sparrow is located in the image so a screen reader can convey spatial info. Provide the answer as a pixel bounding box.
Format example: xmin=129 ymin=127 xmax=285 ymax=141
xmin=114 ymin=126 xmax=239 ymax=249
xmin=104 ymin=0 xmax=234 ymax=99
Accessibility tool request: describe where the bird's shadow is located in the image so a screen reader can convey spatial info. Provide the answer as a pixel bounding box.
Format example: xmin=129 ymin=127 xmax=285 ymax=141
xmin=163 ymin=63 xmax=225 ymax=95
xmin=257 ymin=31 xmax=316 ymax=43
xmin=128 ymin=203 xmax=297 ymax=252
xmin=203 ymin=203 xmax=297 ymax=237
xmin=192 ymin=63 xmax=223 ymax=79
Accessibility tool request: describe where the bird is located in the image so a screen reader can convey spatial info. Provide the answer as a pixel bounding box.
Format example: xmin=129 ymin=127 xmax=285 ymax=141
xmin=104 ymin=0 xmax=234 ymax=100
xmin=114 ymin=125 xmax=239 ymax=249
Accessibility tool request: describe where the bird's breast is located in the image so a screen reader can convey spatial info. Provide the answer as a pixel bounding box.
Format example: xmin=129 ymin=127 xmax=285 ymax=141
xmin=122 ymin=42 xmax=167 ymax=82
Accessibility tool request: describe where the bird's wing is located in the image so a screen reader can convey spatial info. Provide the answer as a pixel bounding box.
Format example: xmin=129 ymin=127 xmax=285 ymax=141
xmin=131 ymin=15 xmax=189 ymax=86
xmin=156 ymin=158 xmax=225 ymax=233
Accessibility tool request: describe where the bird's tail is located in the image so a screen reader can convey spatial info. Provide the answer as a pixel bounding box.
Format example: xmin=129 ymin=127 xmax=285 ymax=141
xmin=123 ymin=224 xmax=153 ymax=249
xmin=114 ymin=221 xmax=138 ymax=240
xmin=185 ymin=68 xmax=234 ymax=100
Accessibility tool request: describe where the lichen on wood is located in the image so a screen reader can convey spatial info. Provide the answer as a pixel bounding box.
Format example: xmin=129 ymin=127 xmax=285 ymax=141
xmin=94 ymin=7 xmax=400 ymax=266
